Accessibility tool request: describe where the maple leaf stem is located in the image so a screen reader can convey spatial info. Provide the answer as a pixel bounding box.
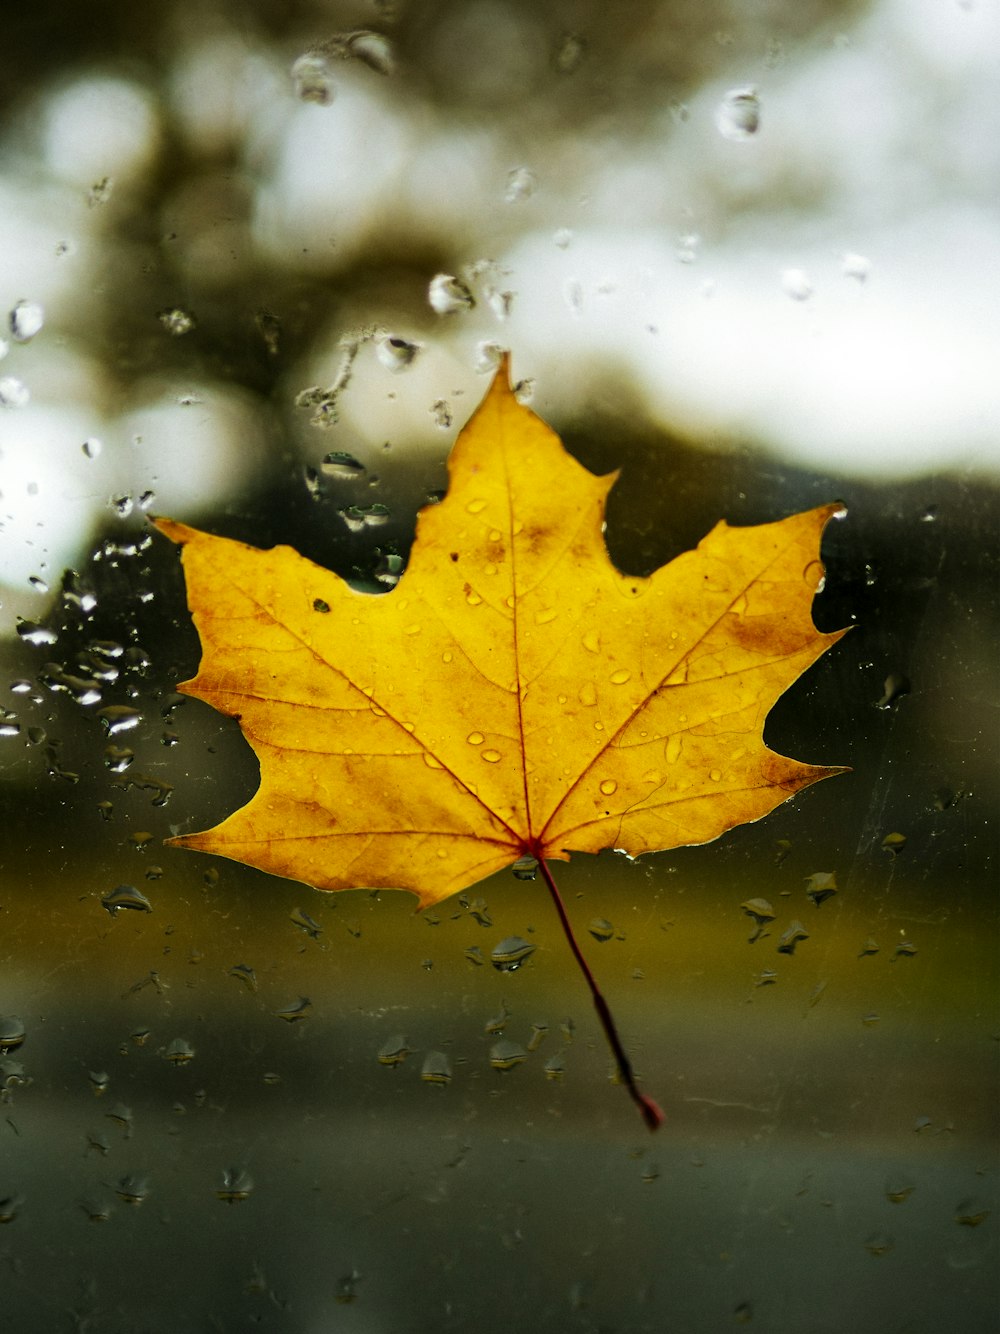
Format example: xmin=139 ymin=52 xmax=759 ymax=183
xmin=535 ymin=856 xmax=664 ymax=1133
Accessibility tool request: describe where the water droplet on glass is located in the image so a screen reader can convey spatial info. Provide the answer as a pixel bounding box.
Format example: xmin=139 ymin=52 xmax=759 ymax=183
xmin=490 ymin=1039 xmax=527 ymax=1071
xmin=599 ymin=779 xmax=617 ymax=796
xmin=777 ymin=921 xmax=809 ymax=955
xmin=884 ymin=1180 xmax=915 ymax=1204
xmin=103 ymin=746 xmax=133 ymax=773
xmin=115 ymin=1175 xmax=150 ymax=1206
xmin=421 ymin=1051 xmax=452 ymax=1085
xmin=275 ymin=997 xmax=311 ymax=1023
xmin=374 ymin=552 xmax=403 ymax=586
xmin=578 ymin=682 xmax=597 ymax=707
xmin=716 ymin=86 xmax=760 ymax=140
xmin=481 ymin=748 xmax=501 ymax=763
xmin=805 ymin=871 xmax=838 ymax=905
xmin=428 ymin=273 xmax=474 ymax=315
xmin=319 ymin=452 xmax=364 ymax=482
xmin=466 ymin=731 xmax=484 ymax=746
xmin=741 ymin=897 xmax=776 ymax=925
xmin=491 ymin=936 xmax=535 ymax=971
xmin=0 ymin=1017 xmax=26 ymax=1052
xmin=101 ymin=884 xmax=152 ymax=915
xmin=553 ymin=32 xmax=585 ymax=74
xmin=504 ymin=167 xmax=537 ymax=202
xmin=158 ymin=308 xmax=195 ymax=336
xmin=431 ymin=399 xmax=453 ymax=429
xmin=876 ymin=673 xmax=910 ymax=709
xmin=291 ymin=52 xmax=335 ymax=104
xmin=0 ymin=376 xmax=30 ymax=408
xmin=164 ymin=1038 xmax=194 ymax=1065
xmin=891 ymin=940 xmax=918 ymax=961
xmin=781 ymin=268 xmax=813 ymax=301
xmin=544 ymin=1052 xmax=566 ymax=1080
xmin=340 ymin=27 xmax=396 ymax=73
xmin=858 ymin=937 xmax=879 ymax=957
xmin=340 ymin=503 xmax=390 ymax=532
xmin=9 ymin=300 xmax=44 ymax=343
xmin=676 ymin=232 xmax=700 ymax=264
xmin=882 ymin=831 xmax=907 ymax=856
xmin=87 ymin=175 xmax=114 ymax=206
xmin=609 ymin=669 xmax=630 ymax=685
xmin=955 ymin=1198 xmax=991 ymax=1227
xmin=486 ymin=287 xmax=514 ymax=320
xmin=484 ymin=1002 xmax=509 ymax=1034
xmin=741 ymin=897 xmax=775 ymax=943
xmin=864 ymin=1232 xmax=893 ymax=1258
xmin=464 ymin=945 xmax=485 ymax=966
xmin=334 ymin=1268 xmax=363 ymax=1304
xmin=377 ymin=1035 xmax=411 ymax=1067
xmin=215 ymin=1167 xmax=254 ymax=1203
xmin=375 ymin=334 xmax=420 ymax=372
xmin=841 ymin=252 xmax=871 ymax=283
xmin=527 ymin=1022 xmax=548 ymax=1052
xmin=97 ymin=705 xmax=141 ymax=736
xmin=464 ymin=896 xmax=492 ymax=926
xmin=511 ymin=857 xmax=537 ymax=881
xmin=474 ymin=340 xmax=505 ymax=374
xmin=229 ymin=963 xmax=256 ymax=991
xmin=290 ymin=906 xmax=322 ymax=938
xmin=709 ymin=768 xmax=723 ymax=782
xmin=588 ymin=917 xmax=615 ymax=943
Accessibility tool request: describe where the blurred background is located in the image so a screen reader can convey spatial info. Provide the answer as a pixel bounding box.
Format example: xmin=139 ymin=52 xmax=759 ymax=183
xmin=1 ymin=1 xmax=997 ymax=1331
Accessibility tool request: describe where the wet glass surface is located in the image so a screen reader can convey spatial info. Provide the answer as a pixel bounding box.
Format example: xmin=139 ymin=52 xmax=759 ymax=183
xmin=2 ymin=2 xmax=998 ymax=1330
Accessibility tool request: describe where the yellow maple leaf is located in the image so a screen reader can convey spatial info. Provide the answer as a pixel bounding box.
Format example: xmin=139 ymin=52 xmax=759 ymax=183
xmin=155 ymin=359 xmax=847 ymax=1128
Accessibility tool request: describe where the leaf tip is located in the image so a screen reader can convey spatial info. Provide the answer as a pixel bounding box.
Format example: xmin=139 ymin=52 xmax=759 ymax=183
xmin=150 ymin=515 xmax=191 ymax=546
